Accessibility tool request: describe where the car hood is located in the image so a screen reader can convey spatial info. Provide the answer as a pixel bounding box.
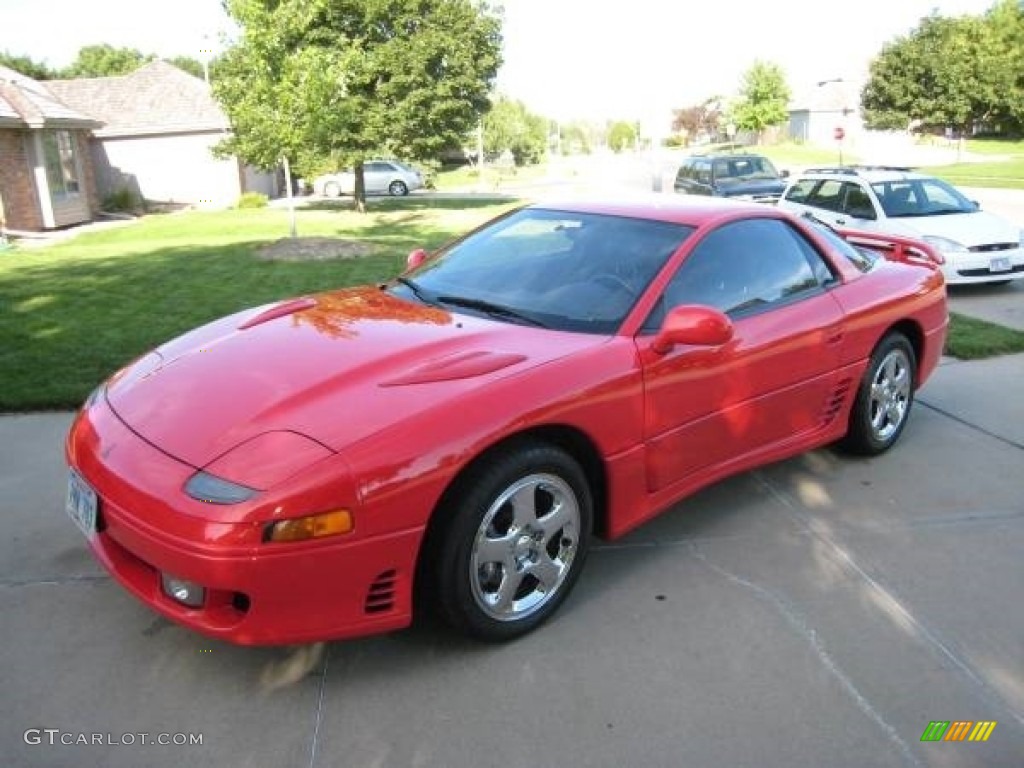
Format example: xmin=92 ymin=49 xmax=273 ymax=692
xmin=885 ymin=210 xmax=1019 ymax=247
xmin=106 ymin=287 xmax=602 ymax=469
xmin=716 ymin=177 xmax=787 ymax=196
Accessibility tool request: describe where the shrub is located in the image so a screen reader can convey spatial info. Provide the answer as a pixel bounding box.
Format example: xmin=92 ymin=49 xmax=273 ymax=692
xmin=102 ymin=187 xmax=143 ymax=213
xmin=236 ymin=192 xmax=269 ymax=209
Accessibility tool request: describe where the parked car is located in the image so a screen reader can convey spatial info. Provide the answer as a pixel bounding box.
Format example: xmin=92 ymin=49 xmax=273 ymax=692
xmin=777 ymin=166 xmax=1024 ymax=285
xmin=66 ymin=197 xmax=947 ymax=646
xmin=313 ymin=160 xmax=424 ymax=197
xmin=674 ymin=153 xmax=789 ymax=203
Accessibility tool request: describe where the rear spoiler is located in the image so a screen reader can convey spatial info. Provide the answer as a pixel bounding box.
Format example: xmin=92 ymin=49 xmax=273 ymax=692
xmin=835 ymin=229 xmax=944 ymax=268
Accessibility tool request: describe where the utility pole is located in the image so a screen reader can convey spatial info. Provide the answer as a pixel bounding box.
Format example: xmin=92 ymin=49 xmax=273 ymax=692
xmin=476 ymin=120 xmax=485 ymax=192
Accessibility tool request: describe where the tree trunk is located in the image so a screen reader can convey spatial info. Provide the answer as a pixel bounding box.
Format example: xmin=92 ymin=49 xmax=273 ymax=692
xmin=354 ymin=160 xmax=367 ymax=214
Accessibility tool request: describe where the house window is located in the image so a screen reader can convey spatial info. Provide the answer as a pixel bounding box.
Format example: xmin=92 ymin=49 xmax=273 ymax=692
xmin=43 ymin=131 xmax=81 ymax=200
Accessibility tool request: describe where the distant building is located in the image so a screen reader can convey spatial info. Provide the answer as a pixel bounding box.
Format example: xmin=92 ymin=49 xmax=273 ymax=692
xmin=787 ymin=79 xmax=864 ymax=146
xmin=1 ymin=61 xmax=275 ymax=232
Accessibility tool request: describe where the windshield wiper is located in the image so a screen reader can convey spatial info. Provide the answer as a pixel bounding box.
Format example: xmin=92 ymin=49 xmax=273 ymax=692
xmin=436 ymin=295 xmax=549 ymax=328
xmin=393 ymin=276 xmax=439 ymax=306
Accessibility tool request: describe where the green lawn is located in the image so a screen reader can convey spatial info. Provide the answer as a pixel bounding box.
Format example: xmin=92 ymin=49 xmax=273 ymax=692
xmin=0 ymin=199 xmax=517 ymax=411
xmin=432 ymin=163 xmax=550 ymax=191
xmin=965 ymin=137 xmax=1024 ymax=156
xmin=945 ymin=312 xmax=1024 ymax=360
xmin=932 ymin=137 xmax=1024 ymax=190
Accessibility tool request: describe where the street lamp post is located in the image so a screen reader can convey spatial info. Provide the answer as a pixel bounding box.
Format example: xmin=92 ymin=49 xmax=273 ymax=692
xmin=817 ymin=78 xmax=847 ymax=166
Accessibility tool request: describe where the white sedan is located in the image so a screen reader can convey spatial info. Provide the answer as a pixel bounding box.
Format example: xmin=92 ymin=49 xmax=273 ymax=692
xmin=314 ymin=160 xmax=424 ymax=198
xmin=777 ymin=167 xmax=1024 ymax=285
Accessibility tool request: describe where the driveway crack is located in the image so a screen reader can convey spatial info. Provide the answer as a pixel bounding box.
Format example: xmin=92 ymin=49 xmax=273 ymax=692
xmin=755 ymin=470 xmax=1024 ymax=729
xmin=0 ymin=574 xmax=109 ymax=588
xmin=308 ymin=644 xmax=331 ymax=768
xmin=917 ymin=398 xmax=1024 ymax=451
xmin=688 ymin=541 xmax=923 ymax=768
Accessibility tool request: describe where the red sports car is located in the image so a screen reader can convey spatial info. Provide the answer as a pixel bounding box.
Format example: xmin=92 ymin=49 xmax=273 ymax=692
xmin=65 ymin=198 xmax=947 ymax=645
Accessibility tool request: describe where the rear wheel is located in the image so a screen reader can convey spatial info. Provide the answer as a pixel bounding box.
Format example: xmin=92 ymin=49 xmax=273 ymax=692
xmin=388 ymin=180 xmax=409 ymax=196
xmin=431 ymin=442 xmax=592 ymax=641
xmin=323 ymin=181 xmax=341 ymax=198
xmin=841 ymin=332 xmax=916 ymax=455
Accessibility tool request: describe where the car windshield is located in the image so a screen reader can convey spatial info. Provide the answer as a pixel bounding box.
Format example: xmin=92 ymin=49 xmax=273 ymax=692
xmin=871 ymin=178 xmax=977 ymax=217
xmin=713 ymin=157 xmax=780 ymax=181
xmin=389 ymin=208 xmax=694 ymax=334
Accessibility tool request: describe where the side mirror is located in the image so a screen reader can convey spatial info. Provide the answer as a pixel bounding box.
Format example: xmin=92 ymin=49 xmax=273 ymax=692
xmin=970 ymin=199 xmax=981 ymax=211
xmin=781 ymin=169 xmax=790 ymax=178
xmin=405 ymin=248 xmax=429 ymax=272
xmin=651 ymin=305 xmax=733 ymax=355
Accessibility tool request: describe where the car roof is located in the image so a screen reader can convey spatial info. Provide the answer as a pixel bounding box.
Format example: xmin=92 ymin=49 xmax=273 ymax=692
xmin=796 ymin=166 xmax=934 ymax=184
xmin=683 ymin=152 xmax=772 ymax=161
xmin=529 ymin=194 xmax=778 ymax=226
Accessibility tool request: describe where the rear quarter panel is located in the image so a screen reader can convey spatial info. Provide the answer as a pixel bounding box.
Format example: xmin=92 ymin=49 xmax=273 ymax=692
xmin=828 ymin=259 xmax=947 ymax=388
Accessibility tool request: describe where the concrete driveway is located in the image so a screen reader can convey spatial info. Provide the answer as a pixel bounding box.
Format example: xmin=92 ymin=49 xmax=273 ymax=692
xmin=2 ymin=353 xmax=1023 ymax=768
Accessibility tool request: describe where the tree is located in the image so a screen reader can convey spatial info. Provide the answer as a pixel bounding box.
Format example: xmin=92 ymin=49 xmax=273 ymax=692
xmin=483 ymin=97 xmax=547 ymax=165
xmin=863 ymin=13 xmax=1000 ymax=132
xmin=862 ymin=4 xmax=1023 ymax=134
xmin=0 ymin=51 xmax=56 ymax=79
xmin=671 ymin=97 xmax=722 ymax=143
xmin=728 ymin=61 xmax=790 ymax=143
xmin=215 ymin=0 xmax=502 ymax=213
xmin=62 ymin=45 xmax=154 ymax=77
xmin=979 ymin=0 xmax=1023 ymax=132
xmin=606 ymin=121 xmax=636 ymax=153
xmin=166 ymin=56 xmax=207 ymax=81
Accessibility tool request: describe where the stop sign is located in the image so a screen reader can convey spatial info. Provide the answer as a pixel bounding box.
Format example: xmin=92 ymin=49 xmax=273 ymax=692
xmin=834 ymin=126 xmax=846 ymax=141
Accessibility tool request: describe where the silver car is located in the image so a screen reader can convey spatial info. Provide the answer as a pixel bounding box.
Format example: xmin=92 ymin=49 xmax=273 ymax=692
xmin=314 ymin=160 xmax=424 ymax=197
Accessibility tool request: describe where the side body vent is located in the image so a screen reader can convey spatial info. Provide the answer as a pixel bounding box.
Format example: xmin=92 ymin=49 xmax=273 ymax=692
xmin=365 ymin=570 xmax=398 ymax=614
xmin=821 ymin=378 xmax=854 ymax=426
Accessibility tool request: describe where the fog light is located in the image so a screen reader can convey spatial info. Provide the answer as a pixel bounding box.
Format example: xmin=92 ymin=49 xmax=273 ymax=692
xmin=265 ymin=509 xmax=354 ymax=542
xmin=161 ymin=573 xmax=206 ymax=608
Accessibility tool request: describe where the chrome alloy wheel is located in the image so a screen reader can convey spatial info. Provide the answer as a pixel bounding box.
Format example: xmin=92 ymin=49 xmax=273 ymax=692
xmin=868 ymin=348 xmax=912 ymax=442
xmin=469 ymin=473 xmax=580 ymax=622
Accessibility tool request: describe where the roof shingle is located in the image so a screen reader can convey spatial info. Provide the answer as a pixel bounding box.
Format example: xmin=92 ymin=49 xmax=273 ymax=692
xmin=45 ymin=60 xmax=229 ymax=137
xmin=0 ymin=64 xmax=100 ymax=128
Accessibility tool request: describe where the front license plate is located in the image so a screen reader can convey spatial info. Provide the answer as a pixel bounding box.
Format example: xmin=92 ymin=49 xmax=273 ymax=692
xmin=990 ymin=257 xmax=1011 ymax=272
xmin=66 ymin=469 xmax=98 ymax=538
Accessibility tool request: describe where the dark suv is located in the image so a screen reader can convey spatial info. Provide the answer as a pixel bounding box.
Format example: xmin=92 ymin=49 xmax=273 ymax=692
xmin=674 ymin=153 xmax=789 ymax=203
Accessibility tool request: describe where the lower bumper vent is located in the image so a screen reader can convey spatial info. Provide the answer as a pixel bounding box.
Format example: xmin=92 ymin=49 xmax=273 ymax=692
xmin=365 ymin=570 xmax=398 ymax=614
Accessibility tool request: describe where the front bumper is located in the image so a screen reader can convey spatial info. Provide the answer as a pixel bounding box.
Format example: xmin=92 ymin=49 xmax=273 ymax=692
xmin=65 ymin=398 xmax=420 ymax=645
xmin=941 ymin=245 xmax=1024 ymax=284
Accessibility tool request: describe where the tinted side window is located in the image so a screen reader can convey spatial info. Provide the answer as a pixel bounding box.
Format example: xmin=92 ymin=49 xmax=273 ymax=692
xmin=805 ymin=180 xmax=844 ymax=212
xmin=695 ymin=161 xmax=711 ymax=184
xmin=842 ymin=183 xmax=876 ymax=219
xmin=783 ymin=178 xmax=817 ymax=203
xmin=651 ymin=219 xmax=827 ymax=323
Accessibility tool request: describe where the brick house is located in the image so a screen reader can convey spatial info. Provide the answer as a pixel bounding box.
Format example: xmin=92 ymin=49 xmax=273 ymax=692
xmin=0 ymin=66 xmax=102 ymax=231
xmin=1 ymin=61 xmax=275 ymax=232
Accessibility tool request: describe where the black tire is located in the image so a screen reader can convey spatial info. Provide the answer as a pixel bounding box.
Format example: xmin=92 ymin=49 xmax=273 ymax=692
xmin=324 ymin=181 xmax=341 ymax=198
xmin=840 ymin=332 xmax=917 ymax=455
xmin=430 ymin=442 xmax=593 ymax=641
xmin=388 ymin=180 xmax=409 ymax=196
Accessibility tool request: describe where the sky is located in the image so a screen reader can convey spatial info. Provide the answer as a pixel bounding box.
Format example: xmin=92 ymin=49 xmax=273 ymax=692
xmin=0 ymin=0 xmax=999 ymax=124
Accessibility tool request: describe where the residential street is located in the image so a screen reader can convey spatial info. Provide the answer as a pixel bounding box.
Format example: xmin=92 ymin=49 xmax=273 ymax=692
xmin=3 ymin=350 xmax=1022 ymax=767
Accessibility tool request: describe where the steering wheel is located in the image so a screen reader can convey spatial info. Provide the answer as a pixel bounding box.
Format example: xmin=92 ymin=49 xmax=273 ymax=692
xmin=591 ymin=273 xmax=638 ymax=299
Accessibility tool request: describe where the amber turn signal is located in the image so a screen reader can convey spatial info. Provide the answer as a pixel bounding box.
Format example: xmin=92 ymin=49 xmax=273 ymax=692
xmin=266 ymin=510 xmax=354 ymax=542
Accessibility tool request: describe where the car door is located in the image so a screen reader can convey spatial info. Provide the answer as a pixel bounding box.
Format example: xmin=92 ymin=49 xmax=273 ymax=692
xmin=364 ymin=162 xmax=390 ymax=194
xmin=674 ymin=160 xmax=696 ymax=194
xmin=836 ymin=182 xmax=883 ymax=230
xmin=638 ymin=217 xmax=845 ymax=492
